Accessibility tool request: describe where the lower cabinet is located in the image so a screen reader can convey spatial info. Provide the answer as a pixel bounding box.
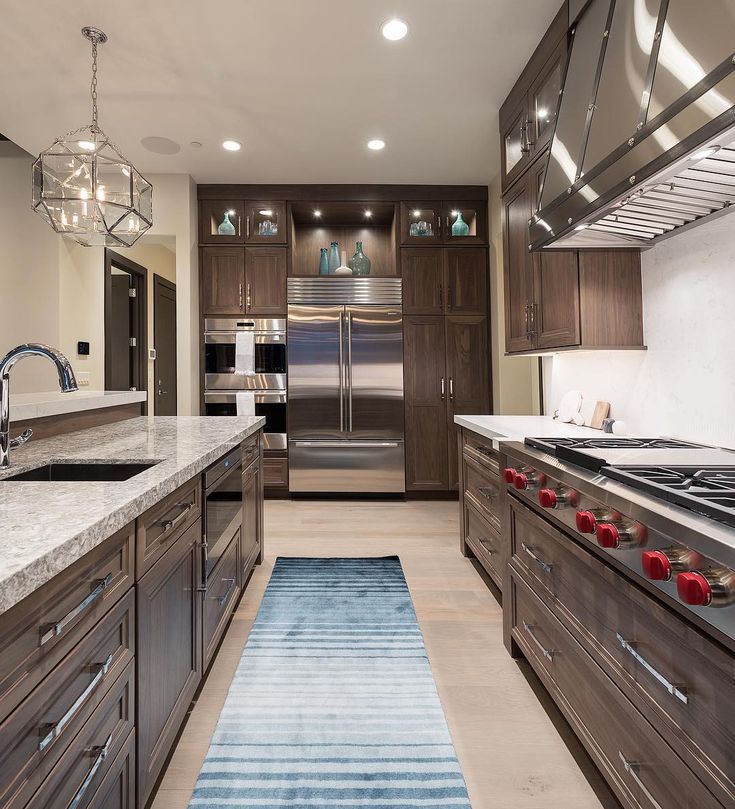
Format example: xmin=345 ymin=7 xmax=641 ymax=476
xmin=203 ymin=533 xmax=241 ymax=671
xmin=86 ymin=729 xmax=136 ymax=809
xmin=136 ymin=520 xmax=202 ymax=807
xmin=242 ymin=457 xmax=262 ymax=577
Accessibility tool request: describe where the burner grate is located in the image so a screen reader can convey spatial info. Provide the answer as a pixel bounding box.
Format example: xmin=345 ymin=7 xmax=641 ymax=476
xmin=525 ymin=436 xmax=705 ymax=451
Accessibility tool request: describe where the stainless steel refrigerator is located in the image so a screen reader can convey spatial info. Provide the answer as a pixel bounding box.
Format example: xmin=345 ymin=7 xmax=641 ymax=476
xmin=287 ymin=278 xmax=404 ymax=493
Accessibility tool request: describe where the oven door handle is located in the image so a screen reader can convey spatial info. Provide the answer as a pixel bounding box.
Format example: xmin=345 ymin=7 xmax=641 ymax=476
xmin=293 ymin=442 xmax=400 ymax=448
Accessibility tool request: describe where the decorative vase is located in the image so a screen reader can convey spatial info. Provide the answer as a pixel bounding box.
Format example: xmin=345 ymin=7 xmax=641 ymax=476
xmin=217 ymin=211 xmax=236 ymax=236
xmin=451 ymin=211 xmax=470 ymax=236
xmin=328 ymin=242 xmax=340 ymax=274
xmin=348 ymin=241 xmax=371 ymax=276
xmin=318 ymin=247 xmax=329 ymax=276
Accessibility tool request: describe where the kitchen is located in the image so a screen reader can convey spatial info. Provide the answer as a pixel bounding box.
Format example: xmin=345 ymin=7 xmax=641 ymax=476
xmin=0 ymin=1 xmax=733 ymax=809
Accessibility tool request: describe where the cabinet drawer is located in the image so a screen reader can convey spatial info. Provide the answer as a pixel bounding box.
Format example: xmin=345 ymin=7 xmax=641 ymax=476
xmin=26 ymin=659 xmax=135 ymax=809
xmin=0 ymin=524 xmax=133 ymax=723
xmin=462 ymin=432 xmax=500 ymax=475
xmin=464 ymin=498 xmax=502 ymax=588
xmin=136 ymin=476 xmax=201 ymax=577
xmin=85 ymin=728 xmax=135 ymax=809
xmin=0 ymin=590 xmax=134 ymax=809
xmin=263 ymin=456 xmax=288 ymax=488
xmin=203 ymin=532 xmax=241 ymax=670
xmin=241 ymin=433 xmax=260 ymax=468
xmin=511 ymin=574 xmax=721 ymax=809
xmin=463 ymin=455 xmax=501 ymax=532
xmin=510 ymin=499 xmax=735 ymax=804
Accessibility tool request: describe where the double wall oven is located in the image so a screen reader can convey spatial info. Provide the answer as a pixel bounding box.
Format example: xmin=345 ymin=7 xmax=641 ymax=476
xmin=203 ymin=317 xmax=286 ymax=450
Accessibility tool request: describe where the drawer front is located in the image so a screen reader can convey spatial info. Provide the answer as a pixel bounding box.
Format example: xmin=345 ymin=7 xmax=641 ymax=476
xmin=203 ymin=532 xmax=241 ymax=669
xmin=0 ymin=591 xmax=134 ymax=809
xmin=510 ymin=499 xmax=735 ymax=804
xmin=26 ymin=659 xmax=135 ymax=809
xmin=0 ymin=525 xmax=133 ymax=723
xmin=263 ymin=456 xmax=288 ymax=488
xmin=463 ymin=455 xmax=501 ymax=532
xmin=136 ymin=476 xmax=202 ymax=577
xmin=462 ymin=432 xmax=500 ymax=475
xmin=464 ymin=499 xmax=502 ymax=587
xmin=85 ymin=729 xmax=135 ymax=809
xmin=511 ymin=574 xmax=721 ymax=809
xmin=241 ymin=433 xmax=260 ymax=468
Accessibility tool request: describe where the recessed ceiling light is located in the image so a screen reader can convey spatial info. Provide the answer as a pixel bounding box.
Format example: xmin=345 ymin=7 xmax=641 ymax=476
xmin=314 ymin=210 xmax=322 ymax=218
xmin=190 ymin=140 xmax=202 ymax=148
xmin=381 ymin=18 xmax=408 ymax=41
xmin=365 ymin=210 xmax=373 ymax=218
xmin=367 ymin=139 xmax=386 ymax=151
xmin=222 ymin=139 xmax=242 ymax=151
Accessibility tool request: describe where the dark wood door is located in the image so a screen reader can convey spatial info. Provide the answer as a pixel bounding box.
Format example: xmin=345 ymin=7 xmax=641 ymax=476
xmin=136 ymin=521 xmax=202 ymax=807
xmin=444 ymin=248 xmax=487 ymax=316
xmin=528 ymin=39 xmax=566 ymax=159
xmin=503 ymin=176 xmax=535 ymax=353
xmin=199 ymin=200 xmax=245 ymax=244
xmin=153 ymin=275 xmax=177 ymax=415
xmin=244 ymin=202 xmax=287 ymax=244
xmin=403 ymin=316 xmax=449 ymax=491
xmin=108 ymin=274 xmax=132 ymax=390
xmin=442 ymin=203 xmax=488 ymax=245
xmin=445 ymin=316 xmax=490 ymax=490
xmin=241 ymin=460 xmax=260 ymax=580
xmin=401 ymin=248 xmax=444 ymax=314
xmin=200 ymin=246 xmax=245 ymax=315
xmin=245 ymin=247 xmax=287 ymax=315
xmin=500 ymin=95 xmax=530 ymax=191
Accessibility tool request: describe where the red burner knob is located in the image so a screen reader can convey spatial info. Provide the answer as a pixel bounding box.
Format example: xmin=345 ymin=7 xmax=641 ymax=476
xmin=576 ymin=511 xmax=597 ymax=534
xmin=677 ymin=572 xmax=712 ymax=606
xmin=514 ymin=473 xmax=529 ymax=490
xmin=642 ymin=551 xmax=672 ymax=581
xmin=538 ymin=488 xmax=557 ymax=508
xmin=503 ymin=467 xmax=517 ymax=484
xmin=596 ymin=523 xmax=620 ymax=549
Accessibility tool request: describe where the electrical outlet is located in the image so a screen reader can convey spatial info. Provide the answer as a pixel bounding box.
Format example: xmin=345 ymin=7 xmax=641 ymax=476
xmin=76 ymin=371 xmax=90 ymax=387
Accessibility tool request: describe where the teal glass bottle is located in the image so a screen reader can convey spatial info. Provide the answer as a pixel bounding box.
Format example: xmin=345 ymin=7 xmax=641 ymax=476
xmin=217 ymin=211 xmax=236 ymax=236
xmin=348 ymin=241 xmax=371 ymax=276
xmin=318 ymin=247 xmax=329 ymax=276
xmin=328 ymin=242 xmax=340 ymax=274
xmin=451 ymin=211 xmax=470 ymax=237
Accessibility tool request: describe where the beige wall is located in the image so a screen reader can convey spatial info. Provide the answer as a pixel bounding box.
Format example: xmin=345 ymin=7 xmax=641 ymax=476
xmin=488 ymin=175 xmax=540 ymax=414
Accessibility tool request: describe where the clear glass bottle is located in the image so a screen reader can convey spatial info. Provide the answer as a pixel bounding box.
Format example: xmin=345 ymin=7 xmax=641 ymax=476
xmin=328 ymin=242 xmax=340 ymax=274
xmin=348 ymin=241 xmax=371 ymax=276
xmin=318 ymin=247 xmax=329 ymax=276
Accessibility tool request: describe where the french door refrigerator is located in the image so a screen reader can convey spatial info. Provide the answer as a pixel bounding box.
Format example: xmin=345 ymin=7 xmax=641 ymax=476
xmin=287 ymin=278 xmax=404 ymax=493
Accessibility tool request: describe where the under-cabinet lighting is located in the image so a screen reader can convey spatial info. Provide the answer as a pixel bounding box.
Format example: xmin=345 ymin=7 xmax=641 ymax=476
xmin=259 ymin=209 xmax=273 ymax=216
xmin=227 ymin=209 xmax=236 ymax=215
xmin=451 ymin=210 xmax=460 ymax=216
xmin=412 ymin=209 xmax=421 ymax=217
xmin=314 ymin=210 xmax=322 ymax=218
xmin=365 ymin=210 xmax=372 ymax=218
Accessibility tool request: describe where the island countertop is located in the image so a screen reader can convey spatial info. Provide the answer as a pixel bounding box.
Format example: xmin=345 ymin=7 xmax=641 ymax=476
xmin=0 ymin=416 xmax=265 ymax=616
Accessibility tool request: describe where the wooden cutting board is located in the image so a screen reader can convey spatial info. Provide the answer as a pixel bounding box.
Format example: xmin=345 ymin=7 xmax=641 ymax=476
xmin=587 ymin=400 xmax=610 ymax=429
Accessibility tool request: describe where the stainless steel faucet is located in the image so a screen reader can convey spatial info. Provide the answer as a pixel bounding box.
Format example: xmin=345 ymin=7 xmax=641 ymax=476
xmin=0 ymin=344 xmax=78 ymax=468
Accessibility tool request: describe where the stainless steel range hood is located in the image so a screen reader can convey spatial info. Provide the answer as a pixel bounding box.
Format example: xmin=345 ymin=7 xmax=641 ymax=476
xmin=529 ymin=0 xmax=735 ymax=250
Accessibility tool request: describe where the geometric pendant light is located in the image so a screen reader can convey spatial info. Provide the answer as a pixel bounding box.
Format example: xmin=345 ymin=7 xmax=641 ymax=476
xmin=32 ymin=27 xmax=153 ymax=247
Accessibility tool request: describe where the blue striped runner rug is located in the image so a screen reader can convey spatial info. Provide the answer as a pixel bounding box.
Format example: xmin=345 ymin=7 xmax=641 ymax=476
xmin=188 ymin=556 xmax=472 ymax=808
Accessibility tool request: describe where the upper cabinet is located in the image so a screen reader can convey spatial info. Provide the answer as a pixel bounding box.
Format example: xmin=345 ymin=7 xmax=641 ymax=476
xmin=400 ymin=202 xmax=487 ymax=246
xmin=527 ymin=40 xmax=566 ymax=160
xmin=402 ymin=248 xmax=487 ymax=316
xmin=200 ymin=200 xmax=287 ymax=245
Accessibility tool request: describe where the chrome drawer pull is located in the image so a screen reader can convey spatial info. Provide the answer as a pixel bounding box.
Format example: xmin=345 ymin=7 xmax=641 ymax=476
xmin=522 ymin=622 xmax=555 ymax=661
xmin=215 ymin=577 xmax=236 ymax=605
xmin=40 ymin=574 xmax=113 ymax=646
xmin=616 ymin=634 xmax=688 ymax=704
xmin=466 ymin=535 xmax=494 ymax=554
xmin=39 ymin=654 xmax=113 ymax=752
xmin=521 ymin=542 xmax=553 ymax=574
xmin=160 ymin=500 xmax=196 ymax=534
xmin=67 ymin=733 xmax=113 ymax=809
xmin=618 ymin=752 xmax=664 ymax=809
xmin=477 ymin=486 xmax=496 ymax=501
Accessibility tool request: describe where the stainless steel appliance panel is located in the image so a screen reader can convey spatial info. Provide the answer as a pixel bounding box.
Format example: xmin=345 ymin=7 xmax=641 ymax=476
xmin=345 ymin=306 xmax=404 ymax=439
xmin=288 ymin=439 xmax=405 ymax=493
xmin=204 ymin=391 xmax=287 ymax=450
xmin=203 ymin=448 xmax=243 ymax=581
xmin=287 ymin=305 xmax=345 ymax=440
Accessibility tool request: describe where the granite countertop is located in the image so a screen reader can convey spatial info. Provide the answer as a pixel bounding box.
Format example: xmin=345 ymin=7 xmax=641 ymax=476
xmin=10 ymin=390 xmax=147 ymax=422
xmin=0 ymin=416 xmax=265 ymax=617
xmin=454 ymin=414 xmax=608 ymax=449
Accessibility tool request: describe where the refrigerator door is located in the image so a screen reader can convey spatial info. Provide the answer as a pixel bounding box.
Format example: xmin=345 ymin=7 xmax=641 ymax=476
xmin=287 ymin=304 xmax=345 ymax=439
xmin=345 ymin=306 xmax=404 ymax=439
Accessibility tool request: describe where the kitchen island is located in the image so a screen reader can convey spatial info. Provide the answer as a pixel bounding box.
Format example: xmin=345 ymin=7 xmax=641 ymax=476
xmin=0 ymin=415 xmax=264 ymax=809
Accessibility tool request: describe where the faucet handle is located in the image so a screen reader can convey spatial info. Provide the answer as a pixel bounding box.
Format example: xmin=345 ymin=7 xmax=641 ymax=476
xmin=10 ymin=428 xmax=33 ymax=449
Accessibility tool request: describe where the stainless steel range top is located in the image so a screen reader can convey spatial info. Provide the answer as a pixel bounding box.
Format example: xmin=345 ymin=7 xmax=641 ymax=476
xmin=502 ymin=437 xmax=735 ymax=648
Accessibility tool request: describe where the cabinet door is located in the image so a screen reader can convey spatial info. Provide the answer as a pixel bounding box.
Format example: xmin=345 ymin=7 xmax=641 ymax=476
xmin=500 ymin=96 xmax=530 ymax=190
xmin=400 ymin=202 xmax=443 ymax=245
xmin=245 ymin=247 xmax=287 ymax=315
xmin=200 ymin=246 xmax=245 ymax=315
xmin=403 ymin=316 xmax=449 ymax=490
xmin=444 ymin=248 xmax=487 ymax=316
xmin=136 ymin=520 xmax=202 ymax=807
xmin=443 ymin=203 xmax=488 ymax=245
xmin=199 ymin=200 xmax=245 ymax=244
xmin=528 ymin=40 xmax=566 ymax=158
xmin=401 ymin=248 xmax=444 ymax=314
xmin=445 ymin=316 xmax=490 ymax=491
xmin=241 ymin=459 xmax=261 ymax=580
xmin=503 ymin=177 xmax=535 ymax=353
xmin=245 ymin=202 xmax=287 ymax=244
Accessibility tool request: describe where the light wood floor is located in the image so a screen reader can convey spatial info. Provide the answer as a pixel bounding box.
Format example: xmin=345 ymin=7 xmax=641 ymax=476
xmin=151 ymin=499 xmax=619 ymax=809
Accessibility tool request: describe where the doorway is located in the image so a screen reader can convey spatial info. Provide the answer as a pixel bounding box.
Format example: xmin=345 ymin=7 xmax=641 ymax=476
xmin=153 ymin=274 xmax=177 ymax=415
xmin=104 ymin=250 xmax=147 ymax=399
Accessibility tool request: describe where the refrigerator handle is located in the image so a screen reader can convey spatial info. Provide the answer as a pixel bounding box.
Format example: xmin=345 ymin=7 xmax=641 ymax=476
xmin=338 ymin=311 xmax=344 ymax=432
xmin=347 ymin=311 xmax=354 ymax=432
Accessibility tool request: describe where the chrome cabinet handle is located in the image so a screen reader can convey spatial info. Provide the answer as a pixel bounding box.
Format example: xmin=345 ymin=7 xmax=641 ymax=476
xmin=616 ymin=634 xmax=688 ymax=704
xmin=521 ymin=542 xmax=553 ymax=574
xmin=523 ymin=622 xmax=555 ymax=661
xmin=520 ymin=120 xmax=531 ymax=154
xmin=10 ymin=428 xmax=33 ymax=448
xmin=40 ymin=574 xmax=113 ymax=646
xmin=215 ymin=577 xmax=236 ymax=605
xmin=160 ymin=501 xmax=196 ymax=535
xmin=440 ymin=377 xmax=445 ymax=401
xmin=39 ymin=654 xmax=113 ymax=753
xmin=338 ymin=312 xmax=344 ymax=432
xmin=293 ymin=441 xmax=399 ymax=448
xmin=239 ymin=283 xmax=243 ymax=311
xmin=467 ymin=535 xmax=495 ymax=554
xmin=246 ymin=283 xmax=252 ymax=310
xmin=524 ymin=302 xmax=531 ymax=340
xmin=246 ymin=215 xmax=250 ymax=239
xmin=477 ymin=485 xmax=496 ymax=501
xmin=618 ymin=752 xmax=664 ymax=809
xmin=347 ymin=311 xmax=353 ymax=432
xmin=67 ymin=734 xmax=113 ymax=809
xmin=449 ymin=377 xmax=454 ymax=401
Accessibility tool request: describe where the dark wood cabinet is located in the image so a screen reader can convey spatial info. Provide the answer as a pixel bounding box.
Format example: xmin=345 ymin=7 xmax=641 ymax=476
xmin=444 ymin=248 xmax=487 ymax=315
xmin=401 ymin=249 xmax=444 ymax=314
xmin=201 ymin=246 xmax=245 ymax=315
xmin=403 ymin=248 xmax=487 ymax=317
xmin=503 ymin=176 xmax=535 ymax=353
xmin=401 ymin=201 xmax=488 ymax=246
xmin=528 ymin=39 xmax=566 ymax=159
xmin=244 ymin=202 xmax=287 ymax=244
xmin=244 ymin=247 xmax=287 ymax=315
xmin=400 ymin=202 xmax=443 ymax=245
xmin=136 ymin=520 xmax=202 ymax=807
xmin=241 ymin=456 xmax=262 ymax=578
xmin=199 ymin=200 xmax=245 ymax=244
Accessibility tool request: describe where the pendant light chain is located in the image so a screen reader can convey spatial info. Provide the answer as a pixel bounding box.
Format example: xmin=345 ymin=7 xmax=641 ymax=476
xmin=90 ymin=39 xmax=99 ymax=132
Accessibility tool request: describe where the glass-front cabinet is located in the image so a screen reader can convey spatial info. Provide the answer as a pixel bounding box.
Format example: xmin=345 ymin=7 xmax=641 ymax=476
xmin=529 ymin=41 xmax=565 ymax=158
xmin=199 ymin=200 xmax=287 ymax=244
xmin=401 ymin=202 xmax=487 ymax=245
xmin=244 ymin=202 xmax=287 ymax=244
xmin=443 ymin=205 xmax=486 ymax=245
xmin=501 ymin=98 xmax=530 ymax=189
xmin=400 ymin=202 xmax=443 ymax=244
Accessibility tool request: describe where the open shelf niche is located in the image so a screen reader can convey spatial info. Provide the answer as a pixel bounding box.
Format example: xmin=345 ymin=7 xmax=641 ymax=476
xmin=289 ymin=201 xmax=398 ymax=277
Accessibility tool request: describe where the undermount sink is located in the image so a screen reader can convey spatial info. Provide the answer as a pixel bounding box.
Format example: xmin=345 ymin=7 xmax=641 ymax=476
xmin=2 ymin=461 xmax=159 ymax=482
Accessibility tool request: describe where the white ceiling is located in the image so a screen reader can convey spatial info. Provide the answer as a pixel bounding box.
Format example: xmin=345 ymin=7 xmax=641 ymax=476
xmin=0 ymin=0 xmax=560 ymax=185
